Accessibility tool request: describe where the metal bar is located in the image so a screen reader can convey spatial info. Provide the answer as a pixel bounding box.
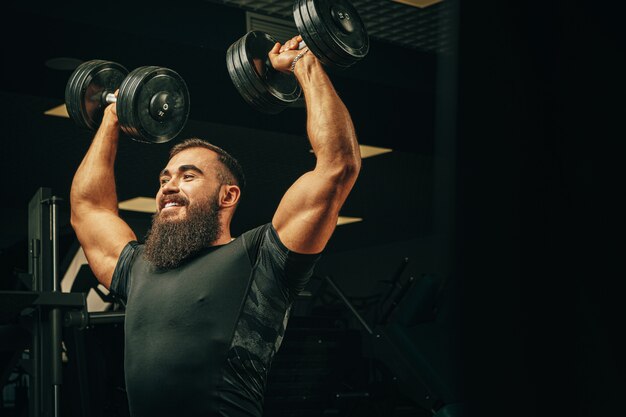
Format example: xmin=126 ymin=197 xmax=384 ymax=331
xmin=88 ymin=311 xmax=126 ymax=325
xmin=323 ymin=275 xmax=374 ymax=335
xmin=50 ymin=197 xmax=60 ymax=292
xmin=47 ymin=196 xmax=63 ymax=417
xmin=377 ymin=257 xmax=409 ymax=321
xmin=105 ymin=93 xmax=118 ymax=104
xmin=29 ymin=187 xmax=53 ymax=417
xmin=379 ymin=276 xmax=415 ymax=324
xmin=34 ymin=291 xmax=87 ymax=308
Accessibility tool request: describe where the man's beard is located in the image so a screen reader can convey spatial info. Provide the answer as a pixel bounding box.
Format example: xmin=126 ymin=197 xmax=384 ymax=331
xmin=143 ymin=194 xmax=222 ymax=270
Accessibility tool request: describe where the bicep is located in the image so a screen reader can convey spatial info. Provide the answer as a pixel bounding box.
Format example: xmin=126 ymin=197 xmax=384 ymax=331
xmin=272 ymin=167 xmax=357 ymax=254
xmin=71 ymin=208 xmax=136 ymax=289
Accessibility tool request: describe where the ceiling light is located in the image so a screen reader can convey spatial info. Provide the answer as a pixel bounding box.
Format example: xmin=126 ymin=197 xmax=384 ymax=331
xmin=359 ymin=144 xmax=392 ymax=158
xmin=337 ymin=216 xmax=363 ymax=226
xmin=309 ymin=144 xmax=392 ymax=159
xmin=392 ymin=0 xmax=443 ymax=8
xmin=44 ymin=104 xmax=69 ymax=118
xmin=44 ymin=57 xmax=83 ymax=71
xmin=119 ymin=197 xmax=155 ymax=213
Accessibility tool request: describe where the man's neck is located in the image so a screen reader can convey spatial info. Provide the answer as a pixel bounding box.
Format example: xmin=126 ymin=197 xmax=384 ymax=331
xmin=213 ymin=227 xmax=234 ymax=245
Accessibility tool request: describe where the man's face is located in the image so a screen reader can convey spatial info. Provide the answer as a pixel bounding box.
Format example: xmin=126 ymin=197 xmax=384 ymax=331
xmin=156 ymin=147 xmax=223 ymax=222
xmin=143 ymin=147 xmax=224 ymax=269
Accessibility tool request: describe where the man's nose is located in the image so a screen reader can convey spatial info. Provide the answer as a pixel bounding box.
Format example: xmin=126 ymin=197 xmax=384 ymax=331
xmin=161 ymin=178 xmax=180 ymax=194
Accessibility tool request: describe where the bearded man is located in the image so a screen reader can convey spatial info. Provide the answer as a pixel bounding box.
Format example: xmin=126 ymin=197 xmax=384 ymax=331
xmin=69 ymin=35 xmax=361 ymax=417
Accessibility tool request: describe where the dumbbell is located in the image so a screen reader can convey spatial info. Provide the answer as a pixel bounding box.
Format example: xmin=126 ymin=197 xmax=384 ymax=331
xmin=65 ymin=60 xmax=190 ymax=143
xmin=226 ymin=0 xmax=369 ymax=114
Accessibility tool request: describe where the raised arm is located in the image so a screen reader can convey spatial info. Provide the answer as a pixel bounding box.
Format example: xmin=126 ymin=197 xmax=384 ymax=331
xmin=269 ymin=37 xmax=362 ymax=254
xmin=70 ymin=102 xmax=137 ymax=289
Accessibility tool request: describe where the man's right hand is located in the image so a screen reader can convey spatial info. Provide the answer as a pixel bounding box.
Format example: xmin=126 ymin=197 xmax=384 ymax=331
xmin=101 ymin=89 xmax=119 ymax=125
xmin=268 ymin=35 xmax=317 ymax=74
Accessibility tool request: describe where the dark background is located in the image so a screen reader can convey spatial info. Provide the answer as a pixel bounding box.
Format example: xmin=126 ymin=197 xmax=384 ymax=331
xmin=0 ymin=0 xmax=622 ymax=416
xmin=457 ymin=1 xmax=622 ymax=416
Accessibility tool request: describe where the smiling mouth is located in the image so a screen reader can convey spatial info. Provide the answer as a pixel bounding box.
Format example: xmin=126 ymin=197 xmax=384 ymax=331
xmin=160 ymin=199 xmax=188 ymax=212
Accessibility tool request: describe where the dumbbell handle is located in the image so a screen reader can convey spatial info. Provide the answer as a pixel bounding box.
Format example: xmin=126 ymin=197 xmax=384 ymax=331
xmin=100 ymin=90 xmax=170 ymax=121
xmin=89 ymin=92 xmax=117 ymax=107
xmin=104 ymin=92 xmax=117 ymax=104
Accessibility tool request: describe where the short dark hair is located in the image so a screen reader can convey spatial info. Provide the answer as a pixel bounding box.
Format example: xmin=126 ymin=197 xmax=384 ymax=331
xmin=169 ymin=138 xmax=246 ymax=190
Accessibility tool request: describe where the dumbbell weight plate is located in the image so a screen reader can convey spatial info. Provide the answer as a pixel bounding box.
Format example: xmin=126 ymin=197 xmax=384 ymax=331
xmin=237 ymin=32 xmax=301 ymax=112
xmin=294 ymin=0 xmax=369 ymax=68
xmin=117 ymin=66 xmax=190 ymax=144
xmin=227 ymin=33 xmax=284 ymax=114
xmin=226 ymin=31 xmax=302 ymax=114
xmin=65 ymin=60 xmax=129 ymax=131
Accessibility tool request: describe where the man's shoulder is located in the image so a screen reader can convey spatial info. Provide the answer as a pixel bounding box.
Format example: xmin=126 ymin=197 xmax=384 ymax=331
xmin=123 ymin=240 xmax=145 ymax=258
xmin=239 ymin=222 xmax=273 ymax=239
xmin=238 ymin=222 xmax=273 ymax=246
xmin=237 ymin=223 xmax=275 ymax=262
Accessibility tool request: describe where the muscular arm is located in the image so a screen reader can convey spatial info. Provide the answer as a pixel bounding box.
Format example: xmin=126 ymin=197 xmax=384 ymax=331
xmin=70 ymin=104 xmax=137 ymax=289
xmin=269 ymin=38 xmax=362 ymax=254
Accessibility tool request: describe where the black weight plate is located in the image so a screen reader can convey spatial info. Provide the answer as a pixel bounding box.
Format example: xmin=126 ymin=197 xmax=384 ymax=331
xmin=314 ymin=0 xmax=369 ymax=58
xmin=231 ymin=32 xmax=298 ymax=114
xmin=117 ymin=66 xmax=147 ymax=141
xmin=228 ymin=35 xmax=281 ymax=114
xmin=227 ymin=31 xmax=301 ymax=114
xmin=233 ymin=33 xmax=288 ymax=113
xmin=65 ymin=60 xmax=128 ymax=130
xmin=227 ymin=39 xmax=261 ymax=110
xmin=306 ymin=0 xmax=361 ymax=66
xmin=294 ymin=0 xmax=346 ymax=68
xmin=65 ymin=60 xmax=104 ymax=129
xmin=236 ymin=32 xmax=299 ymax=113
xmin=117 ymin=66 xmax=190 ymax=144
xmin=244 ymin=32 xmax=302 ymax=104
xmin=298 ymin=0 xmax=359 ymax=67
xmin=295 ymin=0 xmax=369 ymax=68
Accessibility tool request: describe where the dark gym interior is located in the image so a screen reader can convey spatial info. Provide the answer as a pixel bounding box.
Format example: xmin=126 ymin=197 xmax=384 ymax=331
xmin=0 ymin=1 xmax=620 ymax=416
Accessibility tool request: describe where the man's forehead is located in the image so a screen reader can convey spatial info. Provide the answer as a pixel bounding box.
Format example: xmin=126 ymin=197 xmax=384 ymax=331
xmin=165 ymin=147 xmax=219 ymax=171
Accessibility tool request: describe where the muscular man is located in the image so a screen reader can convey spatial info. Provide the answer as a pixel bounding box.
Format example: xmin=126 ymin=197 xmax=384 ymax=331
xmin=70 ymin=35 xmax=361 ymax=417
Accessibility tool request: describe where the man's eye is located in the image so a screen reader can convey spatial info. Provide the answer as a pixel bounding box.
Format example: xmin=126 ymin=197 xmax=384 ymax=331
xmin=183 ymin=174 xmax=194 ymax=180
xmin=160 ymin=178 xmax=170 ymax=185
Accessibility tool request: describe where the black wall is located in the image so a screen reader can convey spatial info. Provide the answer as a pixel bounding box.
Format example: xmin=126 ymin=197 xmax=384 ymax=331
xmin=455 ymin=0 xmax=622 ymax=416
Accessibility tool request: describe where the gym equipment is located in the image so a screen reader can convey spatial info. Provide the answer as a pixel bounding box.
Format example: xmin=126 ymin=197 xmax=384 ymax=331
xmin=65 ymin=60 xmax=190 ymax=143
xmin=0 ymin=188 xmax=126 ymax=417
xmin=226 ymin=0 xmax=369 ymax=114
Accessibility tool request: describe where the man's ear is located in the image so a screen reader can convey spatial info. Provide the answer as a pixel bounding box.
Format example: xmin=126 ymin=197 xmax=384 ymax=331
xmin=220 ymin=185 xmax=241 ymax=208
